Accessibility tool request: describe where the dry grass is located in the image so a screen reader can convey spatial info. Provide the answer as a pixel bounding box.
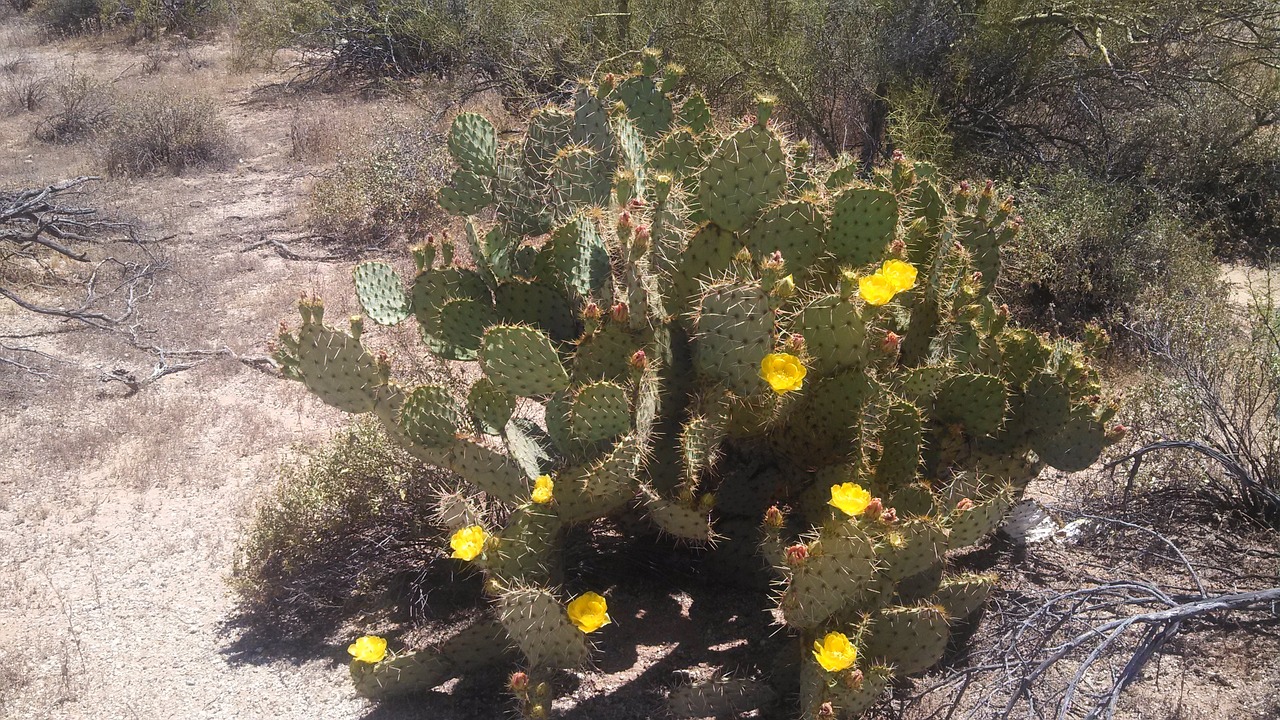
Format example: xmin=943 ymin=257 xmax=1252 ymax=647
xmin=103 ymin=84 xmax=235 ymax=175
xmin=288 ymin=106 xmax=345 ymax=162
xmin=1 ymin=68 xmax=46 ymax=112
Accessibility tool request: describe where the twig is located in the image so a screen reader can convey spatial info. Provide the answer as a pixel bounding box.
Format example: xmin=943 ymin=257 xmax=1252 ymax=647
xmin=239 ymin=235 xmax=357 ymax=262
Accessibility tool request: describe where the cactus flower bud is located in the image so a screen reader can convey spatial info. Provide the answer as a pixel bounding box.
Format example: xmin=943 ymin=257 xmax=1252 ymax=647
xmin=773 ymin=274 xmax=796 ymax=299
xmin=763 ymin=250 xmax=785 ymax=271
xmin=583 ymin=301 xmax=602 ymax=320
xmin=528 ymin=704 xmax=548 ymax=720
xmin=534 ymin=682 xmax=551 ymax=699
xmin=629 ymin=349 xmax=647 ymax=371
xmin=843 ymin=668 xmax=865 ymax=690
xmin=956 ymin=498 xmax=975 ymax=512
xmin=864 ymin=497 xmax=883 ymax=518
xmin=881 ymin=331 xmax=902 ymax=354
xmin=618 ymin=210 xmax=632 ymax=229
xmin=971 ymin=271 xmax=983 ymax=284
xmin=734 ymin=246 xmax=753 ymax=264
xmin=509 ymin=671 xmax=529 ymax=693
xmin=880 ymin=507 xmax=898 ymax=525
xmin=959 ymin=181 xmax=971 ymax=193
xmin=698 ymin=493 xmax=716 ymax=511
xmin=785 ymin=334 xmax=806 ymax=354
xmin=818 ymin=702 xmax=836 ymax=718
xmin=785 ymin=544 xmax=809 ymax=566
xmin=889 ymin=238 xmax=906 ymax=256
xmin=635 ymin=224 xmax=651 ymax=243
xmin=893 ymin=149 xmax=905 ymax=162
xmin=764 ymin=505 xmax=785 ymax=529
xmin=611 ymin=302 xmax=629 ymax=324
xmin=1107 ymin=424 xmax=1129 ymax=441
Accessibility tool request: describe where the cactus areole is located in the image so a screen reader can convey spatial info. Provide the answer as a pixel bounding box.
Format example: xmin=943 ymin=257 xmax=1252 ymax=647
xmin=275 ymin=52 xmax=1118 ymax=719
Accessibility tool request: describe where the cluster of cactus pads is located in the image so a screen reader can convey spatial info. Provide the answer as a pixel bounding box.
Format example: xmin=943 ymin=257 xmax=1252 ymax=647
xmin=275 ymin=48 xmax=1120 ymax=719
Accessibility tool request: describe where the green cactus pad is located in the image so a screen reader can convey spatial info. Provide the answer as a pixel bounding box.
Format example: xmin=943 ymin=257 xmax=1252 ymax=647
xmin=570 ymin=87 xmax=617 ymax=168
xmin=934 ymin=373 xmax=1008 ymax=437
xmin=946 ymin=491 xmax=1013 ymax=547
xmin=894 ymin=561 xmax=945 ymax=604
xmin=999 ymin=329 xmax=1052 ymax=388
xmin=555 ymin=433 xmax=644 ymax=524
xmin=498 ymin=587 xmax=590 ymax=669
xmin=570 ymin=381 xmax=632 ymax=443
xmin=882 ymin=520 xmax=946 ymax=581
xmin=551 ymin=146 xmax=613 ymax=211
xmin=776 ymin=371 xmax=880 ymax=467
xmin=480 ymin=325 xmax=570 ymax=397
xmin=438 ymin=169 xmax=491 ymax=216
xmin=874 ymin=399 xmax=924 ymax=487
xmin=781 ymin=526 xmax=879 ymax=629
xmin=398 ymin=385 xmax=463 ymax=446
xmin=353 ymin=261 xmax=410 ymax=326
xmin=494 ymin=280 xmax=577 ymax=343
xmin=494 ymin=153 xmax=553 ymax=235
xmin=439 ymin=297 xmax=500 ymax=356
xmin=448 ymin=112 xmax=498 ymax=177
xmin=958 ymin=216 xmax=1001 ymax=291
xmin=545 ymin=215 xmax=610 ymax=297
xmin=503 ymin=417 xmax=555 ymax=482
xmin=1032 ymin=410 xmax=1107 ymax=472
xmin=278 ymin=314 xmax=384 ymax=413
xmin=697 ymin=124 xmax=787 ymax=232
xmin=467 ymin=377 xmax=515 ymax=435
xmin=672 ymin=222 xmax=740 ymax=302
xmin=791 ymin=293 xmax=868 ymax=376
xmin=667 ymin=677 xmax=776 ymax=719
xmin=411 ymin=268 xmax=493 ymax=361
xmin=804 ymin=662 xmax=893 ymax=719
xmin=742 ymin=199 xmax=827 ymax=271
xmin=616 ymin=74 xmax=675 ymax=138
xmin=677 ymin=92 xmax=712 ymax=135
xmin=487 ymin=504 xmax=561 ymax=585
xmin=1021 ymin=372 xmax=1072 ymax=429
xmin=447 ymin=440 xmax=530 ymax=503
xmin=861 ymin=604 xmax=950 ymax=675
xmin=572 ymin=323 xmax=644 ymax=382
xmin=828 ymin=187 xmax=899 ymax=266
xmin=652 ymin=127 xmax=704 ymax=178
xmin=350 ymin=620 xmax=509 ymax=698
xmin=523 ymin=105 xmax=573 ymax=174
xmin=824 ymin=154 xmax=861 ymax=189
xmin=679 ymin=414 xmax=723 ymax=489
xmin=643 ymin=486 xmax=715 ymax=544
xmin=933 ymin=572 xmax=996 ymax=621
xmin=693 ymin=280 xmax=773 ymax=396
xmin=615 ymin=115 xmax=648 ymax=199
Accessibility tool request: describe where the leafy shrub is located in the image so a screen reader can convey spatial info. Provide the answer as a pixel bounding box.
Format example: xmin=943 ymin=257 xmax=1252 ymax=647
xmin=1123 ymin=283 xmax=1280 ymax=527
xmin=307 ymin=116 xmax=448 ymax=241
xmin=33 ymin=66 xmax=112 ymax=142
xmin=1005 ymin=170 xmax=1218 ymax=335
xmin=31 ymin=0 xmax=102 ymax=34
xmin=102 ymin=87 xmax=234 ymax=175
xmin=233 ymin=420 xmax=470 ymax=633
xmin=99 ymin=0 xmax=228 ymax=38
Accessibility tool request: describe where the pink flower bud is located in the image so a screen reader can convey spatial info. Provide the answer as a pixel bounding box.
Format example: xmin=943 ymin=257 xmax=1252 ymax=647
xmin=956 ymin=498 xmax=975 ymax=512
xmin=611 ymin=302 xmax=629 ymax=324
xmin=881 ymin=331 xmax=902 ymax=354
xmin=508 ymin=671 xmax=529 ymax=692
xmin=785 ymin=544 xmax=808 ymax=566
xmin=764 ymin=505 xmax=785 ymax=529
xmin=628 ymin=349 xmax=647 ymax=371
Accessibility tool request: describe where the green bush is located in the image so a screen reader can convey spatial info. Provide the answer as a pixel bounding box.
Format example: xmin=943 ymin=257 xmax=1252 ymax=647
xmin=308 ymin=117 xmax=448 ymax=241
xmin=234 ymin=420 xmax=468 ymax=632
xmin=1005 ymin=170 xmax=1219 ymax=335
xmin=102 ymin=87 xmax=234 ymax=175
xmin=31 ymin=0 xmax=101 ymax=34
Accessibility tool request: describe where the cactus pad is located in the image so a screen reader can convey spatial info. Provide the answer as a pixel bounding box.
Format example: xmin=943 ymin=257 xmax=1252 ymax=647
xmin=828 ymin=187 xmax=899 ymax=266
xmin=697 ymin=125 xmax=786 ymax=231
xmin=353 ymin=261 xmax=409 ymax=326
xmin=480 ymin=325 xmax=570 ymax=397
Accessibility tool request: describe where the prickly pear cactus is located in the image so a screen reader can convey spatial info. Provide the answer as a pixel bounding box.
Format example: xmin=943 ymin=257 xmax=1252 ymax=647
xmin=275 ymin=48 xmax=1121 ymax=719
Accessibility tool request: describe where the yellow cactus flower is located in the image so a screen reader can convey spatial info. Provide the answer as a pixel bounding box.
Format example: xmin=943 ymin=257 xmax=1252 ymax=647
xmin=449 ymin=525 xmax=488 ymax=561
xmin=759 ymin=352 xmax=807 ymax=394
xmin=880 ymin=259 xmax=918 ymax=293
xmin=829 ymin=482 xmax=873 ymax=517
xmin=813 ymin=632 xmax=858 ymax=672
xmin=347 ymin=635 xmax=387 ymax=664
xmin=858 ymin=273 xmax=897 ymax=306
xmin=566 ymin=592 xmax=612 ymax=633
xmin=532 ymin=474 xmax=554 ymax=504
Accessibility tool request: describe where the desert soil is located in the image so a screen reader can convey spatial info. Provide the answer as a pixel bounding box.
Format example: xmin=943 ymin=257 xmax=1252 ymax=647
xmin=2 ymin=16 xmax=1277 ymax=720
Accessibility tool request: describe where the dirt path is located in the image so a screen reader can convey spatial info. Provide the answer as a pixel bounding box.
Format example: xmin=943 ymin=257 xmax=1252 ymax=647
xmin=0 ymin=25 xmax=395 ymax=719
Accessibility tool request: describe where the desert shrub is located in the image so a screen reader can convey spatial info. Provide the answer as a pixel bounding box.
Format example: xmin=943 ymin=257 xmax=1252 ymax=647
xmin=2 ymin=70 xmax=46 ymax=113
xmin=33 ymin=66 xmax=112 ymax=142
xmin=288 ymin=107 xmax=343 ymax=162
xmin=1004 ymin=170 xmax=1218 ymax=335
xmin=102 ymin=87 xmax=233 ymax=175
xmin=30 ymin=0 xmax=101 ymax=33
xmin=1121 ymin=283 xmax=1280 ymax=527
xmin=308 ymin=116 xmax=447 ymax=241
xmin=233 ymin=420 xmax=472 ymax=633
xmin=98 ymin=0 xmax=228 ymax=38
